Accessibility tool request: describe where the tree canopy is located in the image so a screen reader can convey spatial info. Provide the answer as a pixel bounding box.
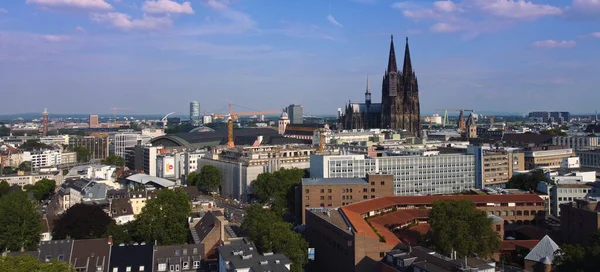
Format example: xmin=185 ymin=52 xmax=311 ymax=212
xmin=242 ymin=204 xmax=308 ymax=272
xmin=251 ymin=168 xmax=305 ymax=215
xmin=428 ymin=199 xmax=501 ymax=258
xmin=0 ymin=181 xmax=11 ymax=198
xmin=132 ymin=189 xmax=191 ymax=245
xmin=74 ymin=146 xmax=90 ymax=163
xmin=554 ymin=230 xmax=600 ymax=272
xmin=0 ymin=125 xmax=9 ymax=137
xmin=17 ymin=161 xmax=31 ymax=172
xmin=186 ymin=172 xmax=199 ymax=187
xmin=23 ymin=178 xmax=56 ymax=201
xmin=52 ymin=203 xmax=113 ymax=240
xmin=0 ymin=190 xmax=41 ymax=251
xmin=198 ymin=165 xmax=221 ymax=193
xmin=0 ymin=255 xmax=73 ymax=272
xmin=506 ymin=169 xmax=550 ymax=191
xmin=19 ymin=140 xmax=48 ymax=150
xmin=540 ymin=128 xmax=567 ymax=136
xmin=101 ymin=155 xmax=125 ymax=167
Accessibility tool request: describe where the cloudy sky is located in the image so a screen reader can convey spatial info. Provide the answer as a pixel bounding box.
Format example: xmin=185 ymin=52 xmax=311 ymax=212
xmin=0 ymin=0 xmax=599 ymax=116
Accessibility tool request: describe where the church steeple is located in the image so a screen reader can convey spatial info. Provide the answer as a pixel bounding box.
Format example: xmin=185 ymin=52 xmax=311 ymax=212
xmin=365 ymin=76 xmax=371 ymax=106
xmin=402 ymin=37 xmax=412 ymax=74
xmin=387 ymin=35 xmax=398 ymax=73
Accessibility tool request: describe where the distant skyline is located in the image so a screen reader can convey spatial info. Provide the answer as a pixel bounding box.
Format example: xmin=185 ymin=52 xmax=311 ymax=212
xmin=1 ymin=0 xmax=599 ymax=115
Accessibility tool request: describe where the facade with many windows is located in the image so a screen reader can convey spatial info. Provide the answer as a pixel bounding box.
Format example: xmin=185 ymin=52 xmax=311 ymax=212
xmin=310 ymin=152 xmax=475 ymax=196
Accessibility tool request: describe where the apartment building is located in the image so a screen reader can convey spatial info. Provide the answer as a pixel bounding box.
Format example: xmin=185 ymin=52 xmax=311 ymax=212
xmin=310 ymin=152 xmax=476 ymax=196
xmin=468 ymin=146 xmax=524 ymax=188
xmin=576 ymin=149 xmax=600 ymax=168
xmin=217 ymin=238 xmax=292 ymax=272
xmin=23 ymin=149 xmax=62 ymax=168
xmin=111 ymin=131 xmax=152 ymax=158
xmin=560 ymin=197 xmax=600 ymax=245
xmin=522 ymin=146 xmax=575 ymax=169
xmin=0 ymin=171 xmax=63 ymax=187
xmin=553 ymin=136 xmax=599 ymax=150
xmin=299 ymin=174 xmax=394 ymax=223
xmin=198 ymin=145 xmax=314 ymax=200
xmin=69 ymin=134 xmax=110 ymax=160
xmin=305 ymin=194 xmax=545 ymax=272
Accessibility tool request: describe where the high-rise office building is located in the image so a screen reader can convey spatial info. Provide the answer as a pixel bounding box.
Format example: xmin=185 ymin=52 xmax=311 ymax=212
xmin=287 ymin=104 xmax=303 ymax=124
xmin=190 ymin=101 xmax=201 ymax=126
xmin=89 ymin=114 xmax=99 ymax=128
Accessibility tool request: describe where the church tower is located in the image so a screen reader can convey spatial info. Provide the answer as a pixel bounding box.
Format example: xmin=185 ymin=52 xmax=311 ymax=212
xmin=381 ymin=36 xmax=421 ymax=137
xmin=365 ymin=76 xmax=371 ymax=107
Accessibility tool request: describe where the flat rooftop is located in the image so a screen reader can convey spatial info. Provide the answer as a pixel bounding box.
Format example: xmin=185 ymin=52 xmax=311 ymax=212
xmin=301 ymin=177 xmax=368 ymax=186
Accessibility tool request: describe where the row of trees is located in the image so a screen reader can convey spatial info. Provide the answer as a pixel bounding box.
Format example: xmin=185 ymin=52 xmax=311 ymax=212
xmin=52 ymin=189 xmax=191 ymax=246
xmin=0 ymin=255 xmax=72 ymax=271
xmin=0 ymin=189 xmax=41 ymax=252
xmin=186 ymin=165 xmax=221 ymax=193
xmin=505 ymin=169 xmax=550 ymax=191
xmin=101 ymin=155 xmax=125 ymax=167
xmin=554 ymin=230 xmax=600 ymax=271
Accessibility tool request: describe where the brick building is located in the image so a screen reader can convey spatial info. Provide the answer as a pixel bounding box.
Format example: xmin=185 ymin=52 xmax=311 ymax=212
xmin=305 ymin=194 xmax=545 ymax=272
xmin=560 ymin=197 xmax=600 ymax=245
xmin=299 ymin=174 xmax=395 ymax=223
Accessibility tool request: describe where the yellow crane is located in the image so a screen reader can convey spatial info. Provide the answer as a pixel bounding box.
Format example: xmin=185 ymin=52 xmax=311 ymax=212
xmin=211 ymin=103 xmax=280 ymax=148
xmin=110 ymin=107 xmax=131 ymax=126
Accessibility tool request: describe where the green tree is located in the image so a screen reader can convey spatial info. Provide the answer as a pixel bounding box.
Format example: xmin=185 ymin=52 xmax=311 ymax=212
xmin=506 ymin=169 xmax=550 ymax=191
xmin=17 ymin=161 xmax=31 ymax=172
xmin=0 ymin=125 xmax=9 ymax=137
xmin=104 ymin=221 xmax=134 ymax=245
xmin=428 ymin=199 xmax=500 ymax=258
xmin=251 ymin=168 xmax=305 ymax=215
xmin=186 ymin=172 xmax=199 ymax=186
xmin=0 ymin=181 xmax=11 ymax=197
xmin=52 ymin=203 xmax=113 ymax=240
xmin=74 ymin=146 xmax=90 ymax=163
xmin=242 ymin=204 xmax=308 ymax=272
xmin=0 ymin=255 xmax=73 ymax=272
xmin=18 ymin=140 xmax=48 ymax=150
xmin=101 ymin=155 xmax=125 ymax=167
xmin=198 ymin=165 xmax=221 ymax=194
xmin=23 ymin=178 xmax=56 ymax=201
xmin=133 ymin=189 xmax=191 ymax=245
xmin=0 ymin=190 xmax=41 ymax=251
xmin=554 ymin=230 xmax=600 ymax=272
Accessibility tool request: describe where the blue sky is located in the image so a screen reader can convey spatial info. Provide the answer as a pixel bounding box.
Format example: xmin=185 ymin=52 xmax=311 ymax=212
xmin=0 ymin=0 xmax=599 ymax=116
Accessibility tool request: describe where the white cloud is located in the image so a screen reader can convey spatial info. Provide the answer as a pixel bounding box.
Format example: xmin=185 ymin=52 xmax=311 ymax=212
xmin=91 ymin=12 xmax=172 ymax=31
xmin=177 ymin=0 xmax=256 ymax=36
xmin=26 ymin=0 xmax=112 ymax=11
xmin=433 ymin=1 xmax=459 ymax=12
xmin=593 ymin=32 xmax=600 ymax=37
xmin=0 ymin=8 xmax=7 ymax=14
xmin=430 ymin=22 xmax=462 ymax=32
xmin=392 ymin=1 xmax=421 ymax=10
xmin=43 ymin=35 xmax=70 ymax=42
xmin=532 ymin=40 xmax=576 ymax=48
xmin=327 ymin=14 xmax=344 ymax=28
xmin=566 ymin=0 xmax=600 ymax=18
xmin=143 ymin=0 xmax=194 ymax=15
xmin=467 ymin=0 xmax=562 ymax=20
xmin=75 ymin=26 xmax=86 ymax=32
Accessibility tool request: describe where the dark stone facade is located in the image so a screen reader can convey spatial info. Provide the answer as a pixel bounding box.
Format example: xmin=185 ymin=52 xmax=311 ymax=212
xmin=340 ymin=36 xmax=421 ymax=137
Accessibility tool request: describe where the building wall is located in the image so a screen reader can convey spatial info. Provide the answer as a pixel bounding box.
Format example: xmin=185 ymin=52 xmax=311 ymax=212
xmin=310 ymin=154 xmax=475 ymax=196
xmin=301 ymin=175 xmax=395 ymax=223
xmin=577 ymin=149 xmax=600 ymax=168
xmin=287 ymin=104 xmax=303 ymax=124
xmin=481 ymin=152 xmax=524 ymax=187
xmin=0 ymin=172 xmax=63 ymax=187
xmin=61 ymin=152 xmax=77 ymax=165
xmin=553 ymin=136 xmax=598 ymax=150
xmin=69 ymin=135 xmax=109 ymax=160
xmin=549 ymin=185 xmax=592 ymax=217
xmin=305 ymin=211 xmax=358 ymax=272
xmin=560 ymin=202 xmax=600 ymax=245
xmin=523 ymin=148 xmax=575 ymax=170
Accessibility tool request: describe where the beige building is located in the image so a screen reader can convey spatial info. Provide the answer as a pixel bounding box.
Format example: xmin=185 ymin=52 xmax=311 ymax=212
xmin=89 ymin=114 xmax=99 ymax=128
xmin=61 ymin=152 xmax=77 ymax=165
xmin=482 ymin=150 xmax=524 ymax=186
xmin=299 ymin=174 xmax=394 ymax=223
xmin=552 ymin=136 xmax=599 ymax=150
xmin=523 ymin=145 xmax=575 ymax=169
xmin=0 ymin=171 xmax=63 ymax=187
xmin=198 ymin=145 xmax=314 ymax=200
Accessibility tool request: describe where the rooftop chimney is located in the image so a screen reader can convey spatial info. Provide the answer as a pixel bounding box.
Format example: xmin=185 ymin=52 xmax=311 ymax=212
xmin=107 ymin=236 xmax=113 ymax=245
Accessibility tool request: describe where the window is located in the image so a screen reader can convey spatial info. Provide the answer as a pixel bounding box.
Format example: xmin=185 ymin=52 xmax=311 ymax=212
xmin=175 ymin=249 xmax=180 ymax=256
xmin=320 ymin=196 xmax=324 ymax=200
xmin=45 ymin=255 xmax=51 ymax=263
xmin=175 ymin=264 xmax=180 ymax=271
xmin=328 ymin=189 xmax=332 ymax=193
xmin=58 ymin=254 xmax=64 ymax=261
xmin=183 ymin=262 xmax=189 ymax=269
xmin=496 ymin=225 xmax=501 ymax=232
xmin=193 ymin=248 xmax=198 ymax=254
xmin=97 ymin=266 xmax=103 ymax=272
xmin=193 ymin=261 xmax=200 ymax=268
xmin=139 ymin=266 xmax=145 ymax=271
xmin=371 ymin=188 xmax=375 ymax=192
xmin=305 ymin=189 xmax=309 ymax=193
xmin=158 ymin=263 xmax=167 ymax=271
xmin=183 ymin=249 xmax=188 ymax=255
xmin=371 ymin=182 xmax=375 ymax=185
xmin=169 ymin=265 xmax=175 ymax=272
xmin=113 ymin=268 xmax=118 ymax=272
xmin=381 ymin=181 xmax=385 ymax=185
xmin=328 ymin=196 xmax=332 ymax=200
xmin=320 ymin=189 xmax=324 ymax=193
xmin=126 ymin=267 xmax=132 ymax=272
xmin=305 ymin=196 xmax=309 ymax=200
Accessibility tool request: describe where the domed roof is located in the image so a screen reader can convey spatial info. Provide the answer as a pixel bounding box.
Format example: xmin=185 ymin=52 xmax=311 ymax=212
xmin=280 ymin=111 xmax=289 ymax=120
xmin=189 ymin=126 xmax=215 ymax=133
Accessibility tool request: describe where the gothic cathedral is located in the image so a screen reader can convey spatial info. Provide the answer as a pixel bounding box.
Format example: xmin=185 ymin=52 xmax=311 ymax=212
xmin=340 ymin=36 xmax=421 ymax=137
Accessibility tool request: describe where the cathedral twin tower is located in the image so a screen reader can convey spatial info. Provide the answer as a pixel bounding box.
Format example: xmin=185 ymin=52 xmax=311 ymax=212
xmin=340 ymin=36 xmax=421 ymax=137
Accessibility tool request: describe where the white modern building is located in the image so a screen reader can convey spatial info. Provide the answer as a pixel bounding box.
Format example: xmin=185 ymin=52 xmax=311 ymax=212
xmin=310 ymin=153 xmax=476 ymax=195
xmin=23 ymin=149 xmax=62 ymax=169
xmin=111 ymin=131 xmax=153 ymax=158
xmin=553 ymin=136 xmax=599 ymax=150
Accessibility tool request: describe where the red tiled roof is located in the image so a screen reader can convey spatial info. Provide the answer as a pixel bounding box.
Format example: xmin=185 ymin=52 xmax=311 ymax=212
xmin=395 ymin=223 xmax=431 ymax=245
xmin=370 ymin=209 xmax=430 ymax=228
xmin=344 ymin=194 xmax=544 ymax=215
xmin=339 ymin=207 xmax=379 ymax=240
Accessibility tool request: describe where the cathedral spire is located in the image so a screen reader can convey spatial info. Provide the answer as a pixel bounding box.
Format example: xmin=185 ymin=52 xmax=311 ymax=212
xmin=365 ymin=76 xmax=371 ymax=106
xmin=403 ymin=37 xmax=412 ymax=74
xmin=365 ymin=76 xmax=371 ymax=94
xmin=387 ymin=35 xmax=398 ymax=73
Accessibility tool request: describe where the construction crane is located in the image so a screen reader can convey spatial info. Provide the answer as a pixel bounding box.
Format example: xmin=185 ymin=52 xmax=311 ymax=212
xmin=490 ymin=115 xmax=495 ymax=129
xmin=212 ymin=103 xmax=280 ymax=148
xmin=110 ymin=107 xmax=131 ymax=126
xmin=435 ymin=109 xmax=474 ymax=130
